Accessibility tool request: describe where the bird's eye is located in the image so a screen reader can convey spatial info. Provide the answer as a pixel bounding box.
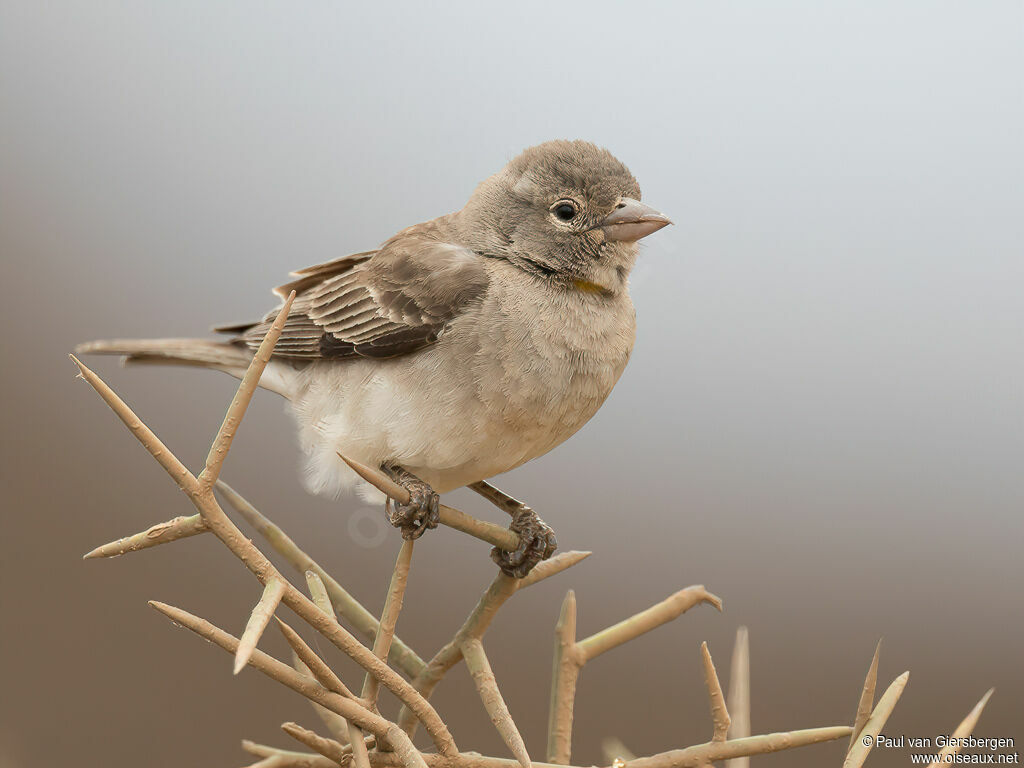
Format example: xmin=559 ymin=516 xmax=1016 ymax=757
xmin=552 ymin=201 xmax=579 ymax=222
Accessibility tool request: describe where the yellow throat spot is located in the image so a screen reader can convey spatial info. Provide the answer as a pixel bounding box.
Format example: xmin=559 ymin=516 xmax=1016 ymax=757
xmin=572 ymin=279 xmax=609 ymax=295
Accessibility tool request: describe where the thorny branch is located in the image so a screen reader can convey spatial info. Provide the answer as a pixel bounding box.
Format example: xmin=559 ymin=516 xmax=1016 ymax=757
xmin=73 ymin=291 xmax=995 ymax=768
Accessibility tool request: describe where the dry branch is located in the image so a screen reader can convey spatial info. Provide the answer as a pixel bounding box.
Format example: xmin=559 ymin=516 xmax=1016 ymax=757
xmin=547 ymin=586 xmax=721 ymax=764
xmin=74 ymin=286 xmax=909 ymax=768
xmin=243 ymin=739 xmax=338 ymax=768
xmin=245 ymin=741 xmax=342 ymax=768
xmin=73 ymin=312 xmax=457 ymax=755
xmin=217 ymin=479 xmax=426 ymax=679
xmin=398 ymin=551 xmax=590 ymax=738
xmin=291 ymin=653 xmax=353 ymax=744
xmin=547 ymin=590 xmax=579 ymax=765
xmin=362 ymin=540 xmax=415 ymax=705
xmin=150 ymin=601 xmax=392 ymax=740
xmin=338 ymin=453 xmax=520 ymax=551
xmin=463 ymin=638 xmax=532 ymax=768
xmin=282 ymin=722 xmax=350 ymax=766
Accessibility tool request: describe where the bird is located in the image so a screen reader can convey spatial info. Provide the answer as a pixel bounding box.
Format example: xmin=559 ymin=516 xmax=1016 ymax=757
xmin=76 ymin=140 xmax=671 ymax=577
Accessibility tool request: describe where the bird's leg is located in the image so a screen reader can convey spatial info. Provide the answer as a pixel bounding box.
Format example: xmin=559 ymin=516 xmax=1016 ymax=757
xmin=380 ymin=464 xmax=440 ymax=540
xmin=468 ymin=480 xmax=557 ymax=578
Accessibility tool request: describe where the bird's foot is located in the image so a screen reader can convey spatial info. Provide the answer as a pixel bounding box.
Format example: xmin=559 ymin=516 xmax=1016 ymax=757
xmin=381 ymin=465 xmax=440 ymax=540
xmin=490 ymin=505 xmax=558 ymax=579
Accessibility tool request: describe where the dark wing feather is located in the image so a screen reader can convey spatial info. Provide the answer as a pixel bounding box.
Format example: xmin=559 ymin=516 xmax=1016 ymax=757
xmin=234 ymin=233 xmax=488 ymax=361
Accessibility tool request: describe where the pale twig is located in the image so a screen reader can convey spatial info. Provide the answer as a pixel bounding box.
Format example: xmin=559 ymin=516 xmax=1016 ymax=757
xmin=842 ymin=672 xmax=910 ymax=768
xmin=354 ymin=541 xmax=415 ymax=766
xmin=398 ymin=551 xmax=589 ymax=738
xmin=152 ymin=601 xmax=429 ymax=768
xmin=73 ymin=345 xmax=455 ymax=753
xmin=293 ymin=577 xmax=370 ymax=762
xmin=926 ymin=688 xmax=995 ymax=768
xmin=282 ymin=722 xmax=349 ymax=766
xmin=82 ymin=513 xmax=209 ymax=559
xmin=462 ymin=638 xmax=532 ymax=768
xmin=576 ymin=586 xmax=722 ymax=662
xmin=243 ymin=740 xmax=339 ymax=768
xmin=150 ymin=601 xmax=391 ymax=739
xmin=547 ymin=586 xmax=721 ymax=764
xmin=362 ymin=540 xmax=415 ymax=705
xmin=198 ymin=292 xmax=297 ymax=490
xmin=621 ymin=726 xmax=852 ymax=768
xmin=338 ymin=453 xmax=518 ymax=551
xmin=236 ymin=579 xmax=288 ymax=674
xmin=699 ymin=642 xmax=730 ymax=741
xmin=217 ymin=479 xmax=426 ymax=679
xmin=291 ymin=653 xmax=353 ymax=744
xmin=278 ymin=619 xmax=358 ymax=699
xmin=724 ymin=626 xmax=749 ymax=768
xmin=847 ymin=639 xmax=882 ymax=755
xmin=547 ymin=590 xmax=579 ymax=765
xmin=304 ymin=726 xmax=851 ymax=768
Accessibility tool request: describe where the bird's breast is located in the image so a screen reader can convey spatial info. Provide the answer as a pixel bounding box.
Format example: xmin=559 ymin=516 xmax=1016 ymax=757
xmin=458 ymin=273 xmax=636 ymax=462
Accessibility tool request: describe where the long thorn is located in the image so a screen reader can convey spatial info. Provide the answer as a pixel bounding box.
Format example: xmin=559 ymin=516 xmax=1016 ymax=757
xmin=216 ymin=479 xmax=426 ymax=679
xmin=83 ymin=513 xmax=209 ymax=559
xmin=291 ymin=652 xmax=352 ymax=744
xmin=463 ymin=638 xmax=532 ymax=768
xmin=69 ymin=354 xmax=198 ymax=493
xmin=149 ymin=601 xmax=394 ymax=740
xmin=199 ymin=292 xmax=295 ymax=489
xmin=305 ymin=571 xmax=333 ymax=615
xmin=277 ymin=618 xmax=357 ymax=699
xmin=724 ymin=626 xmax=750 ymax=768
xmin=338 ymin=453 xmax=410 ymax=503
xmin=927 ymin=688 xmax=995 ymax=768
xmin=282 ymin=722 xmax=349 ymax=766
xmin=842 ymin=672 xmax=910 ymax=768
xmin=700 ymin=642 xmax=731 ymax=741
xmin=338 ymin=453 xmax=519 ymax=551
xmin=847 ymin=639 xmax=882 ymax=755
xmin=235 ymin=578 xmax=288 ymax=674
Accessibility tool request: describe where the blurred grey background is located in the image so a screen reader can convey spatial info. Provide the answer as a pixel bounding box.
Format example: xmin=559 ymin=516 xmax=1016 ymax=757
xmin=1 ymin=2 xmax=1021 ymax=766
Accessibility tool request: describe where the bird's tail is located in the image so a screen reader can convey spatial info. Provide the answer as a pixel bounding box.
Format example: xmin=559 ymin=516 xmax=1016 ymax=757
xmin=73 ymin=338 xmax=293 ymax=397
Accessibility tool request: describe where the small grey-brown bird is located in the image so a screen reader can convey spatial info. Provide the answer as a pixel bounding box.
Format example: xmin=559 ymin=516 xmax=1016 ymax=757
xmin=77 ymin=140 xmax=671 ymax=576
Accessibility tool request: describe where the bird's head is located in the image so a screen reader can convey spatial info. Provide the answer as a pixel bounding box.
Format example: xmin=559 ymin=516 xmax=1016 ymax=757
xmin=458 ymin=140 xmax=671 ymax=295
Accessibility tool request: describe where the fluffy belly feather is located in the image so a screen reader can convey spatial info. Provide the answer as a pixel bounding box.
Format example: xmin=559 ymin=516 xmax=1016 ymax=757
xmin=285 ymin=282 xmax=635 ymax=499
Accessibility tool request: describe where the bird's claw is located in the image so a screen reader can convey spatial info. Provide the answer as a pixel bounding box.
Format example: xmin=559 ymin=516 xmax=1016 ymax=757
xmin=491 ymin=506 xmax=557 ymax=578
xmin=382 ymin=466 xmax=440 ymax=540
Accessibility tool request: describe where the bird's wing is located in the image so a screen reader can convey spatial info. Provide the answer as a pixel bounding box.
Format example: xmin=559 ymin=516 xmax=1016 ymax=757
xmin=229 ymin=236 xmax=489 ymax=360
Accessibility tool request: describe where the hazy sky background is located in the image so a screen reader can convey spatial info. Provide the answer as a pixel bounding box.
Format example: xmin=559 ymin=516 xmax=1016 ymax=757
xmin=2 ymin=2 xmax=1022 ymax=767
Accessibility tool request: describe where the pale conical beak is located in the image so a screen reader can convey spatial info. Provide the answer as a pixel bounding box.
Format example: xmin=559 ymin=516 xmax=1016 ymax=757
xmin=598 ymin=198 xmax=672 ymax=242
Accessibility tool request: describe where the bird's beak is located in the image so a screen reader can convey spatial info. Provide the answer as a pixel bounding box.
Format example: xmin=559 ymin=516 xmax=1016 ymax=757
xmin=597 ymin=198 xmax=672 ymax=242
